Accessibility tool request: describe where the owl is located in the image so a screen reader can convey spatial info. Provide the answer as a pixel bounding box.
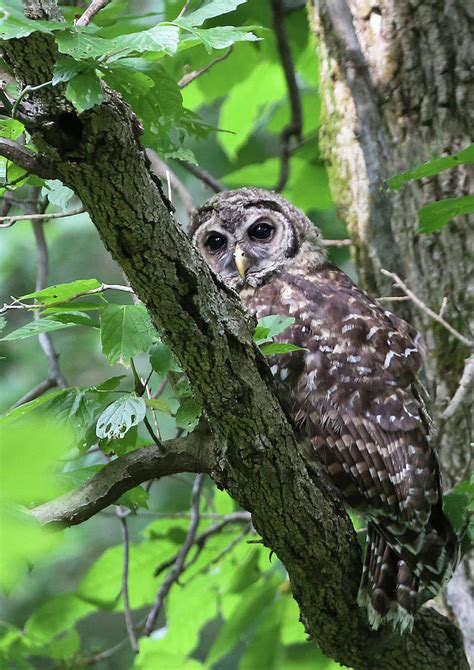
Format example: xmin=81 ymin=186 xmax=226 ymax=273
xmin=190 ymin=187 xmax=459 ymax=633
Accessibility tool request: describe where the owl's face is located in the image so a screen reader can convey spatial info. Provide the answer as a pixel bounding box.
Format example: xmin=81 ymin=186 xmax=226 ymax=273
xmin=190 ymin=188 xmax=323 ymax=289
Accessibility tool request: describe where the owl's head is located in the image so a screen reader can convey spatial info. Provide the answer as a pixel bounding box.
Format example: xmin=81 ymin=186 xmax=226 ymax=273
xmin=189 ymin=188 xmax=324 ymax=289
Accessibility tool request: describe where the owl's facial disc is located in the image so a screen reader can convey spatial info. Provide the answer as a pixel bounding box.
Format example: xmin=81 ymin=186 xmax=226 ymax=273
xmin=192 ymin=209 xmax=296 ymax=289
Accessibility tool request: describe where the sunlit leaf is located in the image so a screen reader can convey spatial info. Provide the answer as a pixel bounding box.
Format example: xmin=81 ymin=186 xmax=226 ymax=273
xmin=24 ymin=594 xmax=96 ymax=643
xmin=100 ymin=303 xmax=156 ymax=366
xmin=178 ymin=0 xmax=248 ymax=27
xmin=387 ymin=143 xmax=474 ymax=190
xmin=96 ymin=393 xmax=146 ymax=439
xmin=41 ymin=179 xmax=75 ymax=209
xmin=0 ymin=319 xmax=76 ymax=341
xmin=206 ymin=577 xmax=280 ymax=666
xmin=66 ymin=69 xmax=104 ymax=112
xmin=21 ymin=278 xmax=101 ymax=306
xmin=418 ymin=195 xmax=474 ymax=233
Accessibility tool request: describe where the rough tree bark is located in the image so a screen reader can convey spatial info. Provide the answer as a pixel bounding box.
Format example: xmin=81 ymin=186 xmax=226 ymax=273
xmin=309 ymin=0 xmax=473 ymax=662
xmin=0 ymin=2 xmax=469 ymax=668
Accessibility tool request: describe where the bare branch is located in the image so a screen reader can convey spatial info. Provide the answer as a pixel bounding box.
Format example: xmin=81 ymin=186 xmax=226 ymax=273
xmin=442 ymin=355 xmax=474 ymax=421
xmin=32 ymin=215 xmax=68 ymax=389
xmin=177 ymin=160 xmax=224 ymax=193
xmin=381 ymin=269 xmax=473 ymax=349
xmin=11 ymin=377 xmax=57 ymax=408
xmin=75 ymin=0 xmax=111 ymax=27
xmin=30 ymin=436 xmax=213 ymax=528
xmin=179 ymin=48 xmax=233 ymax=89
xmin=153 ymin=512 xmax=252 ymax=577
xmin=0 ymin=206 xmax=85 ymax=228
xmin=146 ymin=151 xmax=195 ymax=216
xmin=117 ymin=508 xmax=139 ymax=654
xmin=0 ymin=138 xmax=55 ymax=179
xmin=270 ymin=0 xmax=303 ymax=192
xmin=320 ymin=238 xmax=352 ymax=247
xmin=144 ymin=474 xmax=205 ymax=635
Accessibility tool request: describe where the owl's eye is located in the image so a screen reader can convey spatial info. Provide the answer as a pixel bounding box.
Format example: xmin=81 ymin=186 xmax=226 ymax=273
xmin=205 ymin=233 xmax=227 ymax=251
xmin=249 ymin=221 xmax=274 ymax=241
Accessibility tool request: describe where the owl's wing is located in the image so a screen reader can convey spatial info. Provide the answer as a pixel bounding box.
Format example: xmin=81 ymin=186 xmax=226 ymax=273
xmin=248 ymin=267 xmax=439 ymax=531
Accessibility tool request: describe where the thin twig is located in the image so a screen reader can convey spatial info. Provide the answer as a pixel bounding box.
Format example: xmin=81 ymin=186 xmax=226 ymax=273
xmin=153 ymin=512 xmax=251 ymax=577
xmin=0 ymin=206 xmax=85 ymax=228
xmin=320 ymin=238 xmax=352 ymax=247
xmin=179 ymin=48 xmax=233 ymax=88
xmin=177 ymin=160 xmax=224 ymax=193
xmin=11 ymin=80 xmax=53 ymax=119
xmin=144 ymin=474 xmax=205 ymax=635
xmin=75 ymin=0 xmax=111 ymax=26
xmin=377 ymin=296 xmax=411 ymax=302
xmin=147 ymin=151 xmax=194 ymax=216
xmin=380 ymin=269 xmax=473 ymax=349
xmin=176 ymin=0 xmax=190 ymax=20
xmin=117 ymin=507 xmax=139 ymax=654
xmin=182 ymin=525 xmax=252 ymax=585
xmin=270 ymin=0 xmax=303 ymax=192
xmin=30 ymin=195 xmax=68 ymax=389
xmin=442 ymin=355 xmax=474 ymax=421
xmin=11 ymin=378 xmax=57 ymax=408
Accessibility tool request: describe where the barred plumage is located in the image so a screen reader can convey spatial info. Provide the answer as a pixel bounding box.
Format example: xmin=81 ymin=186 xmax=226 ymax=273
xmin=190 ymin=187 xmax=459 ymax=632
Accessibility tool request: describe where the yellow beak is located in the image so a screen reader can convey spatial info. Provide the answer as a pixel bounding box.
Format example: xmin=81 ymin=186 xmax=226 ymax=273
xmin=234 ymin=244 xmax=248 ymax=279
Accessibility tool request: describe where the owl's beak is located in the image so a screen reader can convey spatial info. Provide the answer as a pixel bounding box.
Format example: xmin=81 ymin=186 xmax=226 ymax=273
xmin=234 ymin=244 xmax=248 ymax=279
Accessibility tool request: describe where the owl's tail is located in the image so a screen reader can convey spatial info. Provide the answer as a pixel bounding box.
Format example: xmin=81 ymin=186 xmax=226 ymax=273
xmin=358 ymin=508 xmax=459 ymax=633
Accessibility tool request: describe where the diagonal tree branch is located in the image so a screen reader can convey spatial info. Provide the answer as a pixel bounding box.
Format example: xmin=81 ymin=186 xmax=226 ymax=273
xmin=31 ymin=434 xmax=214 ymax=527
xmin=0 ymin=138 xmax=56 ymax=179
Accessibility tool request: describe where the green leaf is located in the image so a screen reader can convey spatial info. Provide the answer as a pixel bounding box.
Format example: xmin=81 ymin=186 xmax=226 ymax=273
xmin=0 ymin=418 xmax=72 ymax=589
xmin=149 ymin=341 xmax=181 ymax=376
xmin=240 ymin=598 xmax=284 ymax=670
xmin=178 ymin=0 xmax=248 ymax=27
xmin=46 ymin=389 xmax=97 ymax=438
xmin=387 ymin=143 xmax=474 ymax=189
xmin=134 ymin=644 xmax=204 ymax=670
xmin=175 ymin=397 xmax=202 ymax=432
xmin=0 ymin=3 xmax=64 ymax=40
xmin=443 ymin=476 xmax=473 ymax=533
xmin=41 ymin=179 xmax=75 ymax=209
xmin=66 ymin=69 xmax=104 ymax=112
xmin=43 ymin=310 xmax=99 ymax=328
xmin=24 ymin=594 xmax=96 ymax=644
xmin=260 ymin=343 xmax=307 ymax=356
xmin=100 ymin=303 xmax=156 ymax=366
xmin=418 ymin=195 xmax=474 ymax=233
xmin=96 ymin=393 xmax=146 ymax=439
xmin=78 ymin=541 xmax=171 ymax=610
xmin=93 ymin=375 xmax=126 ymax=392
xmin=21 ymin=278 xmax=101 ymax=306
xmin=179 ymin=26 xmax=259 ymax=54
xmin=0 ymin=319 xmax=76 ymax=341
xmin=206 ymin=577 xmax=280 ymax=666
xmin=144 ymin=397 xmax=173 ymax=413
xmin=0 ymin=390 xmax=63 ymax=425
xmin=227 ymin=548 xmax=261 ymax=593
xmin=52 ymin=56 xmax=87 ymax=85
xmin=118 ymin=485 xmax=149 ymax=511
xmin=55 ymin=24 xmax=180 ymax=61
xmin=218 ymin=61 xmax=285 ymax=158
xmin=256 ymin=315 xmax=294 ymax=340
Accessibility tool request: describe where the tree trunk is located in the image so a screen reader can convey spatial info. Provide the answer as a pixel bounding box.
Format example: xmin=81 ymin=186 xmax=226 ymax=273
xmin=308 ymin=0 xmax=473 ymax=661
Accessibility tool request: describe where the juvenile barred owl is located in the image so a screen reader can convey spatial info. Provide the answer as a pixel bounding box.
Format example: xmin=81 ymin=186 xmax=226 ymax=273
xmin=190 ymin=187 xmax=459 ymax=633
